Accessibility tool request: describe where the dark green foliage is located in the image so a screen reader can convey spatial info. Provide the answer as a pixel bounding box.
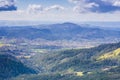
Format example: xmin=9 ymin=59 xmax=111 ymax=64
xmin=40 ymin=42 xmax=120 ymax=72
xmin=11 ymin=67 xmax=120 ymax=80
xmin=0 ymin=54 xmax=37 ymax=79
xmin=0 ymin=37 xmax=120 ymax=80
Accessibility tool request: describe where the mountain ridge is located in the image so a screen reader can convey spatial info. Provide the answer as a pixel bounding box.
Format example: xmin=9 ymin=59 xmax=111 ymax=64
xmin=0 ymin=22 xmax=120 ymax=41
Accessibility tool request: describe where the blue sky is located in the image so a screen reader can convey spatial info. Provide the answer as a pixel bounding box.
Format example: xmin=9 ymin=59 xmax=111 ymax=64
xmin=0 ymin=0 xmax=120 ymax=22
xmin=17 ymin=0 xmax=71 ymax=9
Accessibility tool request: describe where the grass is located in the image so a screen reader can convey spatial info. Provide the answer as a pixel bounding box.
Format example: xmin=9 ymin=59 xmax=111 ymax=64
xmin=0 ymin=43 xmax=10 ymax=47
xmin=31 ymin=49 xmax=46 ymax=53
xmin=75 ymin=72 xmax=84 ymax=77
xmin=97 ymin=48 xmax=120 ymax=60
xmin=0 ymin=43 xmax=4 ymax=47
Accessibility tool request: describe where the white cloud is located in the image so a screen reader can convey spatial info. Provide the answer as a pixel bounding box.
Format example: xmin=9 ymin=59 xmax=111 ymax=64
xmin=86 ymin=3 xmax=99 ymax=8
xmin=0 ymin=0 xmax=120 ymax=21
xmin=113 ymin=0 xmax=120 ymax=7
xmin=0 ymin=0 xmax=17 ymax=11
xmin=26 ymin=4 xmax=65 ymax=14
xmin=0 ymin=0 xmax=15 ymax=7
xmin=27 ymin=4 xmax=43 ymax=14
xmin=69 ymin=0 xmax=120 ymax=13
xmin=69 ymin=0 xmax=81 ymax=4
xmin=73 ymin=6 xmax=86 ymax=13
xmin=72 ymin=1 xmax=99 ymax=13
xmin=45 ymin=5 xmax=64 ymax=11
xmin=102 ymin=0 xmax=120 ymax=7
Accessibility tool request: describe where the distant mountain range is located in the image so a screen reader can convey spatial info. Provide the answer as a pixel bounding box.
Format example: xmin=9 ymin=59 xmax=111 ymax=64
xmin=0 ymin=22 xmax=120 ymax=41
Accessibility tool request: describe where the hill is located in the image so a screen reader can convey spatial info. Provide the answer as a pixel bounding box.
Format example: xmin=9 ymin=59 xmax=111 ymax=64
xmin=5 ymin=42 xmax=120 ymax=80
xmin=13 ymin=41 xmax=119 ymax=79
xmin=0 ymin=54 xmax=37 ymax=79
xmin=31 ymin=42 xmax=120 ymax=72
xmin=97 ymin=48 xmax=120 ymax=61
xmin=0 ymin=22 xmax=120 ymax=41
xmin=11 ymin=66 xmax=120 ymax=80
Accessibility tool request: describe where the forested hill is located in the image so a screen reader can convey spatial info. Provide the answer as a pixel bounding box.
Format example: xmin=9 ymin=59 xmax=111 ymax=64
xmin=35 ymin=42 xmax=120 ymax=72
xmin=0 ymin=54 xmax=37 ymax=79
xmin=10 ymin=42 xmax=120 ymax=80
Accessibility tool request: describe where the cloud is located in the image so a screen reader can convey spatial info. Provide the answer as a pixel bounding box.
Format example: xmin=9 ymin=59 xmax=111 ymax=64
xmin=27 ymin=4 xmax=65 ymax=14
xmin=113 ymin=1 xmax=120 ymax=7
xmin=45 ymin=5 xmax=64 ymax=11
xmin=101 ymin=0 xmax=120 ymax=7
xmin=27 ymin=4 xmax=43 ymax=14
xmin=69 ymin=0 xmax=120 ymax=13
xmin=0 ymin=0 xmax=17 ymax=11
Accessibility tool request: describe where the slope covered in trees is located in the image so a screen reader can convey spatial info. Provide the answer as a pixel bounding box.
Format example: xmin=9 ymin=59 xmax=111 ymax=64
xmin=33 ymin=42 xmax=120 ymax=72
xmin=0 ymin=54 xmax=37 ymax=79
xmin=12 ymin=42 xmax=120 ymax=80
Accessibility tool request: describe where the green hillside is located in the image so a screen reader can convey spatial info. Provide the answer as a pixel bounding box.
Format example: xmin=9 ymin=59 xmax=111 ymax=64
xmin=13 ymin=42 xmax=119 ymax=78
xmin=11 ymin=66 xmax=120 ymax=80
xmin=1 ymin=41 xmax=120 ymax=80
xmin=33 ymin=42 xmax=120 ymax=72
xmin=97 ymin=48 xmax=120 ymax=60
xmin=0 ymin=54 xmax=37 ymax=79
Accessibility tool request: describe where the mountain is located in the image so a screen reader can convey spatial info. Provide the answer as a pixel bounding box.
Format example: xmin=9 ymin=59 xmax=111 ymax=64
xmin=11 ymin=66 xmax=120 ymax=80
xmin=21 ymin=42 xmax=120 ymax=73
xmin=25 ymin=42 xmax=120 ymax=72
xmin=0 ymin=38 xmax=119 ymax=80
xmin=0 ymin=22 xmax=120 ymax=40
xmin=0 ymin=22 xmax=120 ymax=79
xmin=10 ymin=42 xmax=120 ymax=80
xmin=0 ymin=53 xmax=37 ymax=79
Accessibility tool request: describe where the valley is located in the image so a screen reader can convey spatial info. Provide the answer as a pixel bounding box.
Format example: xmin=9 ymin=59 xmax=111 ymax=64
xmin=0 ymin=22 xmax=120 ymax=80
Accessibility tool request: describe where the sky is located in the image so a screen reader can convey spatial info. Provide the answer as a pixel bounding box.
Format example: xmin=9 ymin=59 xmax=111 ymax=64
xmin=0 ymin=0 xmax=120 ymax=22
